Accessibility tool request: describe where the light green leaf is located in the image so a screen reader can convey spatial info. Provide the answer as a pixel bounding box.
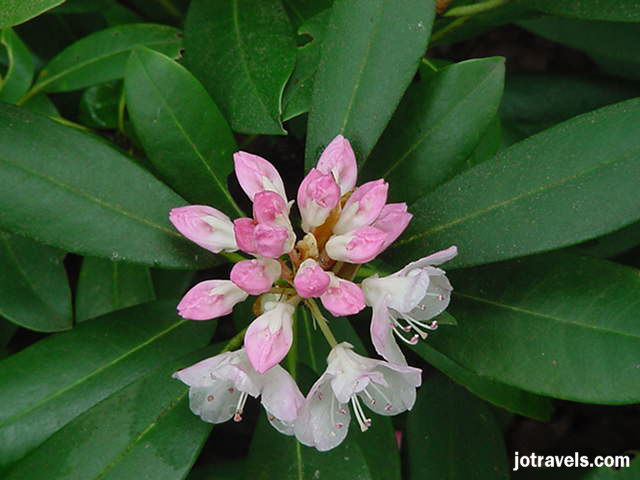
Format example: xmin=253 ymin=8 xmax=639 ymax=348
xmin=21 ymin=23 xmax=182 ymax=101
xmin=363 ymin=57 xmax=505 ymax=202
xmin=406 ymin=374 xmax=509 ymax=480
xmin=75 ymin=256 xmax=155 ymax=322
xmin=0 ymin=29 xmax=34 ymax=103
xmin=125 ymin=47 xmax=242 ymax=214
xmin=184 ymin=0 xmax=296 ymax=134
xmin=0 ymin=300 xmax=216 ymax=468
xmin=0 ymin=0 xmax=65 ymax=29
xmin=0 ymin=103 xmax=217 ymax=269
xmin=386 ymin=98 xmax=640 ymax=269
xmin=305 ymin=0 xmax=435 ymax=168
xmin=3 ymin=347 xmax=218 ymax=480
xmin=432 ymin=253 xmax=640 ymax=403
xmin=521 ymin=0 xmax=640 ymax=22
xmin=0 ymin=232 xmax=71 ymax=332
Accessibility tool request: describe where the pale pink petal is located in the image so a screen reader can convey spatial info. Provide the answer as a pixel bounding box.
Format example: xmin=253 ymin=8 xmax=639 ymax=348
xmin=294 ymin=373 xmax=351 ymax=451
xmin=316 ymin=135 xmax=357 ymax=195
xmin=254 ymin=223 xmax=290 ymax=258
xmin=370 ymin=295 xmax=408 ymax=366
xmin=325 ymin=226 xmax=387 ymax=264
xmin=261 ymin=365 xmax=304 ymax=434
xmin=244 ymin=302 xmax=294 ymax=373
xmin=372 ymin=203 xmax=413 ymax=250
xmin=234 ymin=151 xmax=286 ymax=201
xmin=362 ymin=271 xmax=430 ymax=313
xmin=253 ymin=190 xmax=288 ymax=225
xmin=169 ymin=205 xmax=237 ymax=253
xmin=294 ymin=259 xmax=330 ymax=298
xmin=363 ymin=362 xmax=422 ymax=416
xmin=400 ymin=246 xmax=458 ymax=274
xmin=297 ymin=168 xmax=341 ymax=231
xmin=233 ymin=217 xmax=257 ymax=254
xmin=333 ymin=179 xmax=388 ymax=235
xmin=177 ymin=280 xmax=248 ymax=320
xmin=320 ymin=274 xmax=365 ymax=316
xmin=230 ymin=258 xmax=281 ymax=295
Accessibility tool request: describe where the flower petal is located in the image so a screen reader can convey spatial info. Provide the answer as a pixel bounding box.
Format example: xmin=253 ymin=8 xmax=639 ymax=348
xmin=320 ymin=274 xmax=366 ymax=316
xmin=325 ymin=226 xmax=387 ymax=264
xmin=234 ymin=151 xmax=287 ymax=201
xmin=261 ymin=365 xmax=304 ymax=434
xmin=362 ymin=362 xmax=422 ymax=416
xmin=230 ymin=258 xmax=281 ymax=295
xmin=316 ymin=135 xmax=357 ymax=195
xmin=177 ymin=280 xmax=248 ymax=320
xmin=372 ymin=203 xmax=412 ymax=251
xmin=294 ymin=258 xmax=331 ymax=298
xmin=370 ymin=295 xmax=408 ymax=365
xmin=333 ymin=179 xmax=388 ymax=235
xmin=169 ymin=205 xmax=237 ymax=253
xmin=244 ymin=302 xmax=294 ymax=373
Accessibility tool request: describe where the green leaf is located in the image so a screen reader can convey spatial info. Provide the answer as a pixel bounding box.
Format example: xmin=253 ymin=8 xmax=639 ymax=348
xmin=282 ymin=10 xmax=329 ymax=121
xmin=21 ymin=23 xmax=182 ymax=101
xmin=501 ymin=73 xmax=640 ymax=141
xmin=75 ymin=256 xmax=155 ymax=322
xmin=0 ymin=232 xmax=71 ymax=332
xmin=406 ymin=374 xmax=509 ymax=480
xmin=78 ymin=80 xmax=121 ymax=128
xmin=184 ymin=0 xmax=296 ymax=134
xmin=3 ymin=346 xmax=218 ymax=480
xmin=0 ymin=103 xmax=217 ymax=269
xmin=0 ymin=0 xmax=64 ymax=29
xmin=151 ymin=269 xmax=194 ymax=299
xmin=519 ymin=17 xmax=640 ymax=80
xmin=465 ymin=115 xmax=502 ymax=169
xmin=305 ymin=0 xmax=435 ymax=167
xmin=582 ymin=454 xmax=640 ymax=479
xmin=412 ymin=342 xmax=553 ymax=421
xmin=0 ymin=29 xmax=34 ymax=103
xmin=0 ymin=300 xmax=216 ymax=468
xmin=125 ymin=47 xmax=242 ymax=214
xmin=282 ymin=0 xmax=332 ymax=28
xmin=431 ymin=253 xmax=640 ymax=403
xmin=386 ymin=98 xmax=640 ymax=269
xmin=576 ymin=221 xmax=640 ymax=258
xmin=362 ymin=57 xmax=505 ymax=203
xmin=21 ymin=93 xmax=59 ymax=117
xmin=521 ymin=0 xmax=640 ymax=22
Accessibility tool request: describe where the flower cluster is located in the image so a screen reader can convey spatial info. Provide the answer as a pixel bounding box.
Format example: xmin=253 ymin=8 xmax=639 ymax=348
xmin=170 ymin=135 xmax=457 ymax=451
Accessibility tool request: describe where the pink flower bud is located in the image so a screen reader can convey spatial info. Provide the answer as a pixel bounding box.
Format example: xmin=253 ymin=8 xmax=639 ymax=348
xmin=254 ymin=223 xmax=290 ymax=258
xmin=333 ymin=179 xmax=388 ymax=235
xmin=297 ymin=168 xmax=341 ymax=231
xmin=253 ymin=190 xmax=288 ymax=225
xmin=230 ymin=258 xmax=281 ymax=295
xmin=316 ymin=135 xmax=357 ymax=195
xmin=325 ymin=226 xmax=387 ymax=264
xmin=177 ymin=280 xmax=248 ymax=320
xmin=372 ymin=203 xmax=413 ymax=250
xmin=233 ymin=217 xmax=257 ymax=254
xmin=294 ymin=259 xmax=331 ymax=298
xmin=320 ymin=273 xmax=365 ymax=316
xmin=244 ymin=302 xmax=295 ymax=373
xmin=169 ymin=205 xmax=237 ymax=253
xmin=234 ymin=151 xmax=287 ymax=201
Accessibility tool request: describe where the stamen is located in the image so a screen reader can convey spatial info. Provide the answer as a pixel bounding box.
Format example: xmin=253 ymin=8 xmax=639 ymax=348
xmin=402 ymin=316 xmax=429 ymax=340
xmin=367 ymin=382 xmax=393 ymax=412
xmin=392 ymin=325 xmax=419 ymax=345
xmin=233 ymin=392 xmax=248 ymax=422
xmin=423 ymin=292 xmax=445 ymax=300
xmin=362 ymin=387 xmax=376 ymax=405
xmin=350 ymin=397 xmax=372 ymax=432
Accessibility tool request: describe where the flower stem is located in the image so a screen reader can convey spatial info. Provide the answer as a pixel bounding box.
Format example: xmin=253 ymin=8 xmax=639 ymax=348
xmin=430 ymin=16 xmax=470 ymax=43
xmin=305 ymin=298 xmax=338 ymax=348
xmin=443 ymin=0 xmax=512 ymax=17
xmin=221 ymin=326 xmax=247 ymax=353
xmin=221 ymin=251 xmax=247 ymax=263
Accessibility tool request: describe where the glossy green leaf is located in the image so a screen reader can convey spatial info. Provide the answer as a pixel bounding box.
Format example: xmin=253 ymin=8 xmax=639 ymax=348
xmin=21 ymin=93 xmax=59 ymax=116
xmin=406 ymin=374 xmax=509 ymax=480
xmin=151 ymin=269 xmax=194 ymax=299
xmin=519 ymin=17 xmax=640 ymax=80
xmin=0 ymin=232 xmax=71 ymax=332
xmin=75 ymin=256 xmax=155 ymax=322
xmin=305 ymin=0 xmax=435 ymax=167
xmin=78 ymin=80 xmax=121 ymax=128
xmin=21 ymin=23 xmax=182 ymax=101
xmin=282 ymin=0 xmax=332 ymax=28
xmin=576 ymin=221 xmax=640 ymax=258
xmin=0 ymin=29 xmax=34 ymax=103
xmin=0 ymin=300 xmax=216 ymax=468
xmin=431 ymin=253 xmax=640 ymax=403
xmin=412 ymin=341 xmax=552 ymax=421
xmin=465 ymin=115 xmax=502 ymax=169
xmin=184 ymin=0 xmax=296 ymax=134
xmin=0 ymin=103 xmax=217 ymax=269
xmin=3 ymin=347 xmax=218 ymax=480
xmin=522 ymin=0 xmax=640 ymax=22
xmin=125 ymin=47 xmax=242 ymax=214
xmin=363 ymin=57 xmax=505 ymax=202
xmin=0 ymin=0 xmax=64 ymax=29
xmin=582 ymin=455 xmax=640 ymax=479
xmin=282 ymin=10 xmax=329 ymax=121
xmin=386 ymin=98 xmax=640 ymax=269
xmin=501 ymin=73 xmax=640 ymax=142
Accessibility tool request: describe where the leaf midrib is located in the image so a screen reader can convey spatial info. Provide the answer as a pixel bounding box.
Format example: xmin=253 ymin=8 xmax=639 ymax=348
xmin=0 ymin=319 xmax=186 ymax=429
xmin=392 ymin=145 xmax=640 ymax=247
xmin=454 ymin=291 xmax=640 ymax=339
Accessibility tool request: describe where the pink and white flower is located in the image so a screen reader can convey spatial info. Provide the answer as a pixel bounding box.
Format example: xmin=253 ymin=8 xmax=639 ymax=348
xmin=362 ymin=246 xmax=457 ymax=365
xmin=170 ymin=205 xmax=237 ymax=253
xmin=294 ymin=343 xmax=422 ymax=451
xmin=332 ymin=179 xmax=388 ymax=235
xmin=325 ymin=225 xmax=387 ymax=264
xmin=294 ymin=258 xmax=330 ymax=298
xmin=315 ymin=135 xmax=357 ymax=195
xmin=297 ymin=168 xmax=341 ymax=232
xmin=320 ymin=272 xmax=365 ymax=317
xmin=244 ymin=301 xmax=295 ymax=373
xmin=177 ymin=280 xmax=248 ymax=320
xmin=230 ymin=258 xmax=281 ymax=296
